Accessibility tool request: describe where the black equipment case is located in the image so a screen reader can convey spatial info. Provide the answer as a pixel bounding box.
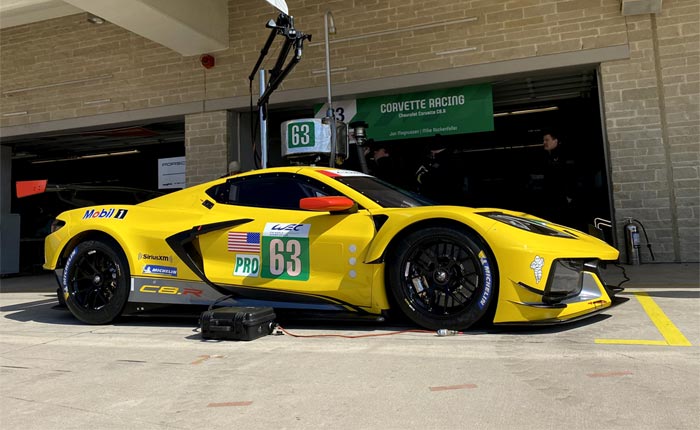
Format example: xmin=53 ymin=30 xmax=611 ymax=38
xmin=200 ymin=307 xmax=276 ymax=341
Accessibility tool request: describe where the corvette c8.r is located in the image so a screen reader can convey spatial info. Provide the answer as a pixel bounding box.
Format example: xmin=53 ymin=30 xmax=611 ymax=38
xmin=42 ymin=167 xmax=621 ymax=330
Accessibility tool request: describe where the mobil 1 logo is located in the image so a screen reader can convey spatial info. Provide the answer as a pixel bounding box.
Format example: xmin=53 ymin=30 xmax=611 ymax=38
xmin=261 ymin=223 xmax=310 ymax=281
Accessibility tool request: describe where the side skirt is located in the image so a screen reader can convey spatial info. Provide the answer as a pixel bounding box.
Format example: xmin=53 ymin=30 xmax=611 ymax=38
xmin=128 ymin=276 xmax=369 ymax=313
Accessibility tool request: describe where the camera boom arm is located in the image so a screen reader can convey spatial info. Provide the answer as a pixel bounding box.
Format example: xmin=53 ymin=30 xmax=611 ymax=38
xmin=248 ymin=14 xmax=311 ymax=109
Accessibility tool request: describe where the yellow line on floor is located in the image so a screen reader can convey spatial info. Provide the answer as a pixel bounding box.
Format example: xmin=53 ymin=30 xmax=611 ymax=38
xmin=633 ymin=291 xmax=692 ymax=346
xmin=594 ymin=291 xmax=692 ymax=346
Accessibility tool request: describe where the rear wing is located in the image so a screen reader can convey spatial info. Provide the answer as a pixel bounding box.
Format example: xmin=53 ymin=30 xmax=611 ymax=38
xmin=16 ymin=180 xmax=48 ymax=198
xmin=16 ymin=180 xmax=164 ymax=202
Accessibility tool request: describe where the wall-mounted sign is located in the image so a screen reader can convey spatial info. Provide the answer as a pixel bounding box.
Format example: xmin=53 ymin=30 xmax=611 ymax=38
xmin=158 ymin=156 xmax=185 ymax=189
xmin=315 ymin=84 xmax=493 ymax=141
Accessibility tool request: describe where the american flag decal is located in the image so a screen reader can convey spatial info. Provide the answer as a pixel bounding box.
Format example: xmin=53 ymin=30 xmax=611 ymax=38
xmin=227 ymin=232 xmax=261 ymax=253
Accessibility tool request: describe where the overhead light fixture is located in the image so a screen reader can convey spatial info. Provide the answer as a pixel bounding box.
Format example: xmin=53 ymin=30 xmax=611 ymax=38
xmin=2 ymin=111 xmax=28 ymax=117
xmin=460 ymin=143 xmax=543 ymax=154
xmin=86 ymin=13 xmax=105 ymax=25
xmin=31 ymin=149 xmax=140 ymax=164
xmin=79 ymin=149 xmax=139 ymax=159
xmin=12 ymin=152 xmax=37 ymax=160
xmin=493 ymin=106 xmax=559 ymax=117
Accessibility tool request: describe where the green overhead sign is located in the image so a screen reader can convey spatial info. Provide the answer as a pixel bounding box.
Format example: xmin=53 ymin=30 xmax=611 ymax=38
xmin=315 ymin=84 xmax=493 ymax=141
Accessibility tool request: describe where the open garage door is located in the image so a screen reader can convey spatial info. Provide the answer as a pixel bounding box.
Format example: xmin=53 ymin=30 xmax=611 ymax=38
xmin=265 ymin=67 xmax=613 ymax=239
xmin=8 ymin=120 xmax=185 ymax=272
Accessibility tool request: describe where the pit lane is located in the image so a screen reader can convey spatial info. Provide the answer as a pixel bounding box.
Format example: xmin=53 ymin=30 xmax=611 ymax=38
xmin=1 ymin=263 xmax=698 ymax=430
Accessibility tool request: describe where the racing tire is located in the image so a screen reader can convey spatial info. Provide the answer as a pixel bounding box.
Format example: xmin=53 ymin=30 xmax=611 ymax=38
xmin=62 ymin=239 xmax=130 ymax=324
xmin=386 ymin=227 xmax=497 ymax=331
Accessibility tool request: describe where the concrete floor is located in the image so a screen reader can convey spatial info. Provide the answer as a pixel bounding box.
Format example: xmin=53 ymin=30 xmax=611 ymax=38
xmin=1 ymin=263 xmax=698 ymax=429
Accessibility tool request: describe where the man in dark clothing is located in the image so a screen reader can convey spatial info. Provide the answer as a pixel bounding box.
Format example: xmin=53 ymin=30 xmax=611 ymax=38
xmin=366 ymin=141 xmax=401 ymax=185
xmin=540 ymin=131 xmax=575 ymax=224
xmin=415 ymin=136 xmax=462 ymax=205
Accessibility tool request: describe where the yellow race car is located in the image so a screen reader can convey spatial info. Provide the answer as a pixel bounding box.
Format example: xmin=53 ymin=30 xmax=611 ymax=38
xmin=43 ymin=167 xmax=621 ymax=330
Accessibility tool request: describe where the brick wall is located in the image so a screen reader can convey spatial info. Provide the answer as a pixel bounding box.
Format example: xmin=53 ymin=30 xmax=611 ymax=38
xmin=0 ymin=14 xmax=204 ymax=126
xmin=601 ymin=0 xmax=699 ymax=262
xmin=185 ymin=111 xmax=229 ymax=186
xmin=658 ymin=0 xmax=700 ymax=263
xmin=1 ymin=0 xmax=698 ymax=261
xmin=1 ymin=0 xmax=632 ymax=126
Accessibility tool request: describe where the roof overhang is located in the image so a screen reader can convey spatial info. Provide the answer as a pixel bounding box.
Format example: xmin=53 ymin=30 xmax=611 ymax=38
xmin=0 ymin=0 xmax=229 ymax=56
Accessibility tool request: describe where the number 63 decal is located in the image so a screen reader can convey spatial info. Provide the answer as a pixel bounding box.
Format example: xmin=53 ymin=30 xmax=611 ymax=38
xmin=262 ymin=237 xmax=310 ymax=280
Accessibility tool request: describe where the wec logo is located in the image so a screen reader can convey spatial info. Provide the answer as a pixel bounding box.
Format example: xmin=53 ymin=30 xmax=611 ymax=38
xmin=264 ymin=222 xmax=311 ymax=238
xmin=271 ymin=224 xmax=304 ymax=232
xmin=83 ymin=208 xmax=128 ymax=220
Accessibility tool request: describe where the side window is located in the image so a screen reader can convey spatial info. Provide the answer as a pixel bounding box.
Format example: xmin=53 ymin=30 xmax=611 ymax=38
xmin=238 ymin=178 xmax=305 ymax=209
xmin=206 ymin=183 xmax=231 ymax=204
xmin=206 ymin=174 xmax=344 ymax=210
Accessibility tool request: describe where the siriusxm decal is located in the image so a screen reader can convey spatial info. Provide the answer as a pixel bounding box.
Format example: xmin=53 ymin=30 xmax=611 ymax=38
xmin=477 ymin=251 xmax=492 ymax=310
xmin=138 ymin=253 xmax=173 ymax=263
xmin=83 ymin=208 xmax=128 ymax=220
xmin=143 ymin=265 xmax=177 ymax=277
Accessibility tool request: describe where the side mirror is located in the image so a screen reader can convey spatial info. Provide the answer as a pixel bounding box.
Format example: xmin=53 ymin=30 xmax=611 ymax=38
xmin=300 ymin=196 xmax=357 ymax=214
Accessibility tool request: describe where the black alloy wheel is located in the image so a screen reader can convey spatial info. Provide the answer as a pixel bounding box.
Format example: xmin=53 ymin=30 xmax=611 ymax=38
xmin=62 ymin=240 xmax=130 ymax=324
xmin=387 ymin=227 xmax=497 ymax=330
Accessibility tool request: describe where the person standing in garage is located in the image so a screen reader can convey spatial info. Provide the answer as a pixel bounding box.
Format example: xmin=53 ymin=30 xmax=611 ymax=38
xmin=540 ymin=130 xmax=576 ymax=225
xmin=414 ymin=135 xmax=462 ymax=205
xmin=367 ymin=141 xmax=402 ymax=186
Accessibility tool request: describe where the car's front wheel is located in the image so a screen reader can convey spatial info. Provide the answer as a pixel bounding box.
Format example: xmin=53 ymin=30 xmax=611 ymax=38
xmin=386 ymin=227 xmax=497 ymax=330
xmin=62 ymin=239 xmax=130 ymax=324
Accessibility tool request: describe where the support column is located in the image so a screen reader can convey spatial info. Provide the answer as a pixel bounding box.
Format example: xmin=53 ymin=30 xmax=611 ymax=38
xmin=0 ymin=145 xmax=20 ymax=274
xmin=184 ymin=110 xmax=230 ymax=187
xmin=0 ymin=145 xmax=10 ymax=215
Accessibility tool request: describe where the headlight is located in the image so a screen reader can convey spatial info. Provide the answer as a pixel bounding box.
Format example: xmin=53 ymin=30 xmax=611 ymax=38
xmin=543 ymin=259 xmax=597 ymax=303
xmin=479 ymin=212 xmax=575 ymax=238
xmin=50 ymin=219 xmax=65 ymax=233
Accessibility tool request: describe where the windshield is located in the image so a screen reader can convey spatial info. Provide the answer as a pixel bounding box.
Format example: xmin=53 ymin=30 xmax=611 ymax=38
xmin=333 ymin=176 xmax=433 ymax=208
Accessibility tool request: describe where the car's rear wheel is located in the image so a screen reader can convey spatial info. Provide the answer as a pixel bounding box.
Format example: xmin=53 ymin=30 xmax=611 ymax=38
xmin=386 ymin=227 xmax=497 ymax=330
xmin=62 ymin=239 xmax=130 ymax=324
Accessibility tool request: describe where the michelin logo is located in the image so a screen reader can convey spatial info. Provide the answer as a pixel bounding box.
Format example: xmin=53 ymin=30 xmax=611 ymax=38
xmin=478 ymin=251 xmax=492 ymax=310
xmin=143 ymin=265 xmax=177 ymax=277
xmin=530 ymin=256 xmax=545 ymax=284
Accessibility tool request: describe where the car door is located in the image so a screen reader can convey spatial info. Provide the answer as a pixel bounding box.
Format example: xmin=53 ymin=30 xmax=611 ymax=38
xmin=196 ymin=173 xmax=377 ymax=307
